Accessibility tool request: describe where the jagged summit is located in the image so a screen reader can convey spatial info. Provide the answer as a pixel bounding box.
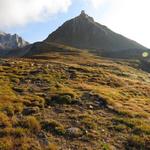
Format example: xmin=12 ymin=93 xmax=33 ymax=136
xmin=78 ymin=10 xmax=94 ymax=22
xmin=0 ymin=32 xmax=7 ymax=36
xmin=80 ymin=10 xmax=86 ymax=16
xmin=46 ymin=11 xmax=146 ymax=51
xmin=0 ymin=32 xmax=29 ymax=50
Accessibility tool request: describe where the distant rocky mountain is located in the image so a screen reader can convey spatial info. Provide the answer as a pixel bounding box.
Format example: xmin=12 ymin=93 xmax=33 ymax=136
xmin=0 ymin=31 xmax=29 ymax=56
xmin=0 ymin=32 xmax=29 ymax=50
xmin=46 ymin=11 xmax=147 ymax=52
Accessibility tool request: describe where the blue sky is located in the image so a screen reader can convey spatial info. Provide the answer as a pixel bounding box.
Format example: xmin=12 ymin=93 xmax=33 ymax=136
xmin=5 ymin=0 xmax=95 ymax=43
xmin=5 ymin=0 xmax=106 ymax=43
xmin=0 ymin=0 xmax=150 ymax=48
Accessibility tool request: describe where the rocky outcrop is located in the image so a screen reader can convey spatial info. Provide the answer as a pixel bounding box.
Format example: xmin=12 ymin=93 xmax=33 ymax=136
xmin=0 ymin=32 xmax=29 ymax=50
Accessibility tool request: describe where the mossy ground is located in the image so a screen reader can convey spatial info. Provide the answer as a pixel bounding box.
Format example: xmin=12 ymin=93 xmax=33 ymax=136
xmin=0 ymin=50 xmax=149 ymax=150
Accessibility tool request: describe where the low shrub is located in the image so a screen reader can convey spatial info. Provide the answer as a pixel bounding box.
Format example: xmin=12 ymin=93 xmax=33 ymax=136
xmin=12 ymin=87 xmax=26 ymax=93
xmin=11 ymin=128 xmax=29 ymax=138
xmin=19 ymin=116 xmax=41 ymax=133
xmin=14 ymin=137 xmax=41 ymax=150
xmin=46 ymin=94 xmax=73 ymax=105
xmin=126 ymin=135 xmax=150 ymax=149
xmin=41 ymin=119 xmax=65 ymax=135
xmin=0 ymin=138 xmax=13 ymax=150
xmin=3 ymin=106 xmax=14 ymax=117
xmin=47 ymin=144 xmax=58 ymax=150
xmin=112 ymin=124 xmax=128 ymax=132
xmin=0 ymin=112 xmax=11 ymax=128
xmin=133 ymin=125 xmax=150 ymax=135
xmin=0 ymin=127 xmax=28 ymax=138
xmin=14 ymin=104 xmax=24 ymax=114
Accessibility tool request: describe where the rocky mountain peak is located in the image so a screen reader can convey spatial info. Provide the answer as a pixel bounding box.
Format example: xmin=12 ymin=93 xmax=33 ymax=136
xmin=80 ymin=10 xmax=86 ymax=17
xmin=77 ymin=10 xmax=94 ymax=23
xmin=0 ymin=32 xmax=7 ymax=36
xmin=46 ymin=11 xmax=146 ymax=51
xmin=0 ymin=32 xmax=29 ymax=50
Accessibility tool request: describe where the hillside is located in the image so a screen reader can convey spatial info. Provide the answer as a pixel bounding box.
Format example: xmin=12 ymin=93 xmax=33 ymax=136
xmin=0 ymin=49 xmax=149 ymax=150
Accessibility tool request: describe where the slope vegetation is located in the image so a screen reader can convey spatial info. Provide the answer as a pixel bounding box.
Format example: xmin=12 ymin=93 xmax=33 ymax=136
xmin=0 ymin=49 xmax=149 ymax=150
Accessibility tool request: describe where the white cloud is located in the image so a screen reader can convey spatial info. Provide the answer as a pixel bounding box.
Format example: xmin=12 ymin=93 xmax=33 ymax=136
xmin=0 ymin=0 xmax=71 ymax=28
xmin=86 ymin=0 xmax=106 ymax=8
xmin=1 ymin=0 xmax=150 ymax=47
xmin=86 ymin=0 xmax=150 ymax=48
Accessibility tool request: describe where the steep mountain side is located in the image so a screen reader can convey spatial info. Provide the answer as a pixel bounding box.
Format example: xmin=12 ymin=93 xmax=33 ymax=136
xmin=46 ymin=11 xmax=146 ymax=51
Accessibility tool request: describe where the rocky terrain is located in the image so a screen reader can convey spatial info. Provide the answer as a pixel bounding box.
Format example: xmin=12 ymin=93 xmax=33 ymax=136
xmin=0 ymin=48 xmax=149 ymax=150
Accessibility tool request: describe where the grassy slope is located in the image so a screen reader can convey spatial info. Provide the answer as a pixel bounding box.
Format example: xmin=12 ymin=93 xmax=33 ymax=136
xmin=0 ymin=50 xmax=149 ymax=150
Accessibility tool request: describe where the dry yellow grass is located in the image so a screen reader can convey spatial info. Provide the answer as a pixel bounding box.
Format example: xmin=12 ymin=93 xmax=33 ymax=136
xmin=0 ymin=51 xmax=149 ymax=149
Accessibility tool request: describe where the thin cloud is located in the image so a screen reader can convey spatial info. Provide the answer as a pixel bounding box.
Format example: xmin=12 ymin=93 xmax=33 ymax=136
xmin=86 ymin=0 xmax=150 ymax=47
xmin=86 ymin=0 xmax=106 ymax=8
xmin=102 ymin=0 xmax=150 ymax=48
xmin=0 ymin=0 xmax=71 ymax=29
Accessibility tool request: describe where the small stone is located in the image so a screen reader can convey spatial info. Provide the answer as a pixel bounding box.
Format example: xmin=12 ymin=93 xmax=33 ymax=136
xmin=38 ymin=131 xmax=49 ymax=146
xmin=66 ymin=127 xmax=83 ymax=138
xmin=85 ymin=130 xmax=88 ymax=134
xmin=102 ymin=129 xmax=105 ymax=132
xmin=107 ymin=105 xmax=115 ymax=110
xmin=89 ymin=105 xmax=94 ymax=109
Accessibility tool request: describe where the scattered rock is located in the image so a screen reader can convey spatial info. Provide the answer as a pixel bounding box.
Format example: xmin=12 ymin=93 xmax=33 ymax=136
xmin=66 ymin=127 xmax=83 ymax=138
xmin=22 ymin=107 xmax=40 ymax=115
xmin=38 ymin=131 xmax=49 ymax=146
xmin=101 ymin=129 xmax=105 ymax=132
xmin=107 ymin=105 xmax=115 ymax=111
xmin=89 ymin=105 xmax=94 ymax=109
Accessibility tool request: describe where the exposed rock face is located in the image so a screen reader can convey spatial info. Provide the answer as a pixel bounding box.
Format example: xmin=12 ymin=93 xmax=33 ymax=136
xmin=46 ymin=11 xmax=146 ymax=51
xmin=0 ymin=32 xmax=29 ymax=50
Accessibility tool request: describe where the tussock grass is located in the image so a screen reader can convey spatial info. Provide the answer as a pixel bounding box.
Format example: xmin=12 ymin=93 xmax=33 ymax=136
xmin=0 ymin=51 xmax=150 ymax=149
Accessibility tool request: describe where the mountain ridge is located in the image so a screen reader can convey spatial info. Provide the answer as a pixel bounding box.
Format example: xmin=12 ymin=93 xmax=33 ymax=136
xmin=0 ymin=32 xmax=29 ymax=50
xmin=1 ymin=11 xmax=149 ymax=60
xmin=46 ymin=11 xmax=146 ymax=51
